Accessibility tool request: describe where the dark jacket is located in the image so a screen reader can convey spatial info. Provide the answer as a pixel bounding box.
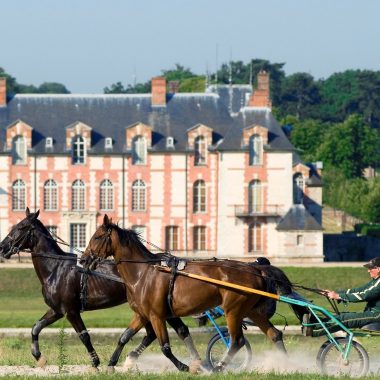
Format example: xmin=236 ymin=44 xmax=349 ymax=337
xmin=337 ymin=277 xmax=380 ymax=312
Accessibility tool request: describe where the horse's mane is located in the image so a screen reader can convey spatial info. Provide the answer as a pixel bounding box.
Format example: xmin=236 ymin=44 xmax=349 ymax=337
xmin=33 ymin=218 xmax=67 ymax=255
xmin=111 ymin=224 xmax=155 ymax=258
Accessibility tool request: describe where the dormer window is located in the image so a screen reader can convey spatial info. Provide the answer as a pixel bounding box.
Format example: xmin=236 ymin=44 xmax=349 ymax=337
xmin=194 ymin=135 xmax=207 ymax=166
xmin=166 ymin=136 xmax=174 ymax=149
xmin=132 ymin=135 xmax=147 ymax=165
xmin=12 ymin=135 xmax=27 ymax=165
xmin=105 ymin=137 xmax=113 ymax=149
xmin=45 ymin=137 xmax=53 ymax=149
xmin=249 ymin=134 xmax=262 ymax=165
xmin=72 ymin=135 xmax=86 ymax=164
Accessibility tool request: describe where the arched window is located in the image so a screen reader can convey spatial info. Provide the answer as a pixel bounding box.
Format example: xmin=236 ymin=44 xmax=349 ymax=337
xmin=193 ymin=226 xmax=206 ymax=251
xmin=194 ymin=136 xmax=207 ymax=165
xmin=100 ymin=179 xmax=113 ymax=211
xmin=249 ymin=180 xmax=262 ymax=213
xmin=72 ymin=179 xmax=85 ymax=210
xmin=249 ymin=134 xmax=262 ymax=165
xmin=72 ymin=135 xmax=86 ymax=164
xmin=132 ymin=136 xmax=147 ymax=165
xmin=12 ymin=135 xmax=27 ymax=165
xmin=44 ymin=179 xmax=58 ymax=211
xmin=12 ymin=179 xmax=26 ymax=211
xmin=293 ymin=173 xmax=304 ymax=204
xmin=193 ymin=180 xmax=206 ymax=213
xmin=249 ymin=222 xmax=262 ymax=252
xmin=132 ymin=180 xmax=146 ymax=211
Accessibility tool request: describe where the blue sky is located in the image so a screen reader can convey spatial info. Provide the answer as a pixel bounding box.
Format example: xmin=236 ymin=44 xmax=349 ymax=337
xmin=1 ymin=0 xmax=379 ymax=93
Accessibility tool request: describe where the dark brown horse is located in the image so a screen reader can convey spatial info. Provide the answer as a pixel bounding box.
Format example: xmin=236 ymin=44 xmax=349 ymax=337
xmin=0 ymin=209 xmax=201 ymax=371
xmin=85 ymin=215 xmax=295 ymax=372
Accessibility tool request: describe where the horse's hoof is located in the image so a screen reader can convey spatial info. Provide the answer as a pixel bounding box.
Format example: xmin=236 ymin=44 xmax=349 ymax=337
xmin=123 ymin=356 xmax=137 ymax=371
xmin=36 ymin=355 xmax=47 ymax=368
xmin=107 ymin=366 xmax=115 ymax=374
xmin=179 ymin=364 xmax=189 ymax=372
xmin=189 ymin=359 xmax=202 ymax=374
xmin=212 ymin=365 xmax=224 ymax=373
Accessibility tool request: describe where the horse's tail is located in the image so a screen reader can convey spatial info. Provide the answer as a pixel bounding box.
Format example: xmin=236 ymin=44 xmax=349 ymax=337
xmin=258 ymin=265 xmax=293 ymax=295
xmin=258 ymin=265 xmax=309 ymax=323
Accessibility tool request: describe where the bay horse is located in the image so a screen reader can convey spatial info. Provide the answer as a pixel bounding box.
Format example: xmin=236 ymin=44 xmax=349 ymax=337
xmin=0 ymin=208 xmax=201 ymax=370
xmin=85 ymin=214 xmax=295 ymax=372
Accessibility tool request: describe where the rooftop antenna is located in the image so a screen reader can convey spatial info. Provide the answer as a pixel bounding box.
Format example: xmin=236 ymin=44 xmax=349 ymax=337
xmin=133 ymin=64 xmax=137 ymax=87
xmin=249 ymin=60 xmax=253 ymax=86
xmin=229 ymin=47 xmax=232 ymax=85
xmin=215 ymin=43 xmax=218 ymax=85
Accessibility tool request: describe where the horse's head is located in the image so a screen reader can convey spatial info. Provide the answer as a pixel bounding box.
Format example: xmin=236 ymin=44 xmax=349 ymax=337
xmin=84 ymin=214 xmax=120 ymax=261
xmin=0 ymin=207 xmax=40 ymax=259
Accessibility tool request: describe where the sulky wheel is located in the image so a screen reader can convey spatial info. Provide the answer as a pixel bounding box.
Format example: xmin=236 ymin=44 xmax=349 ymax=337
xmin=206 ymin=329 xmax=252 ymax=372
xmin=316 ymin=337 xmax=369 ymax=377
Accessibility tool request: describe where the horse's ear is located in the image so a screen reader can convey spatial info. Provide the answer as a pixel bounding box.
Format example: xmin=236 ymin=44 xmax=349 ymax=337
xmin=103 ymin=214 xmax=111 ymax=226
xmin=34 ymin=209 xmax=40 ymax=219
xmin=26 ymin=207 xmax=30 ymax=217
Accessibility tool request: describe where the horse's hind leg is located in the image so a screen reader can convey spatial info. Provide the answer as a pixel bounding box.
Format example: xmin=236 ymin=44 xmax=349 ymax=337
xmin=167 ymin=317 xmax=202 ymax=373
xmin=65 ymin=311 xmax=100 ymax=368
xmin=150 ymin=316 xmax=189 ymax=372
xmin=248 ymin=311 xmax=287 ymax=353
xmin=31 ymin=308 xmax=63 ymax=366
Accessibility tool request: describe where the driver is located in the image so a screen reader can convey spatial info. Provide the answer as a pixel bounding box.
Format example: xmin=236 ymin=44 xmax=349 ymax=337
xmin=304 ymin=257 xmax=380 ymax=336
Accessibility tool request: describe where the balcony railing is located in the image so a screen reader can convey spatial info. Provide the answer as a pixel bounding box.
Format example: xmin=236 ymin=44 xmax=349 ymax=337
xmin=234 ymin=205 xmax=283 ymax=217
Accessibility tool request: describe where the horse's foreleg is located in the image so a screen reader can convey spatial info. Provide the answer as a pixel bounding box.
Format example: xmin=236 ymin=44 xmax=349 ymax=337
xmin=31 ymin=308 xmax=63 ymax=366
xmin=124 ymin=322 xmax=157 ymax=369
xmin=167 ymin=317 xmax=201 ymax=373
xmin=248 ymin=311 xmax=287 ymax=354
xmin=65 ymin=311 xmax=100 ymax=368
xmin=108 ymin=313 xmax=145 ymax=370
xmin=150 ymin=316 xmax=189 ymax=372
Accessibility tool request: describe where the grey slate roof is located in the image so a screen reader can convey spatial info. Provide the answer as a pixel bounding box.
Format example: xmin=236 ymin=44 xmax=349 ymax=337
xmin=0 ymin=89 xmax=295 ymax=155
xmin=276 ymin=205 xmax=323 ymax=231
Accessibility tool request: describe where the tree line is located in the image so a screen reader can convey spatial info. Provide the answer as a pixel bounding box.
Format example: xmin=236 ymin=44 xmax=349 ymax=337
xmin=2 ymin=60 xmax=380 ymax=222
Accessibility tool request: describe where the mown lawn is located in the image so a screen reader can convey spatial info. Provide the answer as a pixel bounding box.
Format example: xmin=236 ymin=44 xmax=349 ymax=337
xmin=0 ymin=266 xmax=369 ymax=328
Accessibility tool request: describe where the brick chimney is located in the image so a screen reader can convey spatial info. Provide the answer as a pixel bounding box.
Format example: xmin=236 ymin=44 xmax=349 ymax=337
xmin=151 ymin=77 xmax=167 ymax=106
xmin=0 ymin=77 xmax=6 ymax=107
xmin=248 ymin=70 xmax=272 ymax=109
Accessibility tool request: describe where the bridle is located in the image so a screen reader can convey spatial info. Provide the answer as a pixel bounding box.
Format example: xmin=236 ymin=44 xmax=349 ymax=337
xmin=90 ymin=226 xmax=114 ymax=258
xmin=3 ymin=222 xmax=36 ymax=257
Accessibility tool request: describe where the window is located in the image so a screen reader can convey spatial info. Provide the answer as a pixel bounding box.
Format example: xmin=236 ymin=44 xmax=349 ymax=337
xmin=100 ymin=179 xmax=113 ymax=211
xmin=12 ymin=179 xmax=26 ymax=211
xmin=293 ymin=173 xmax=304 ymax=204
xmin=194 ymin=136 xmax=207 ymax=165
xmin=166 ymin=136 xmax=174 ymax=149
xmin=12 ymin=135 xmax=27 ymax=165
xmin=166 ymin=226 xmax=179 ymax=251
xmin=44 ymin=179 xmax=58 ymax=211
xmin=249 ymin=180 xmax=262 ymax=213
xmin=132 ymin=225 xmax=147 ymax=242
xmin=105 ymin=137 xmax=113 ymax=149
xmin=70 ymin=223 xmax=86 ymax=253
xmin=297 ymin=234 xmax=304 ymax=246
xmin=249 ymin=222 xmax=262 ymax=252
xmin=72 ymin=180 xmax=85 ymax=210
xmin=193 ymin=180 xmax=206 ymax=213
xmin=72 ymin=135 xmax=86 ymax=164
xmin=132 ymin=136 xmax=147 ymax=165
xmin=249 ymin=134 xmax=262 ymax=165
xmin=193 ymin=226 xmax=206 ymax=251
xmin=45 ymin=137 xmax=53 ymax=149
xmin=132 ymin=180 xmax=146 ymax=211
xmin=46 ymin=225 xmax=58 ymax=237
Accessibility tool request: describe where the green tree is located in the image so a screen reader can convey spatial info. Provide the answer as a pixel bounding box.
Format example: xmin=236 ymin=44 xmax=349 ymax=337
xmin=37 ymin=82 xmax=70 ymax=94
xmin=280 ymin=73 xmax=321 ymax=120
xmin=317 ymin=115 xmax=380 ymax=178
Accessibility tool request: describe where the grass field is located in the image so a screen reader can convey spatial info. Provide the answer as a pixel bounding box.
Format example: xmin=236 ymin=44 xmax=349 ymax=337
xmin=0 ymin=266 xmax=368 ymax=327
xmin=0 ymin=265 xmax=379 ymax=379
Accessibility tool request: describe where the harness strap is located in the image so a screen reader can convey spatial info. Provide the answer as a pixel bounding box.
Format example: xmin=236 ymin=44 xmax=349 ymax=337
xmin=79 ymin=270 xmax=89 ymax=312
xmin=75 ymin=266 xmax=125 ymax=284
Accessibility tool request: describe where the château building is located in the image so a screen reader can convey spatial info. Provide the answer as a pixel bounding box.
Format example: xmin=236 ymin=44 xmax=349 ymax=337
xmin=0 ymin=72 xmax=323 ymax=262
